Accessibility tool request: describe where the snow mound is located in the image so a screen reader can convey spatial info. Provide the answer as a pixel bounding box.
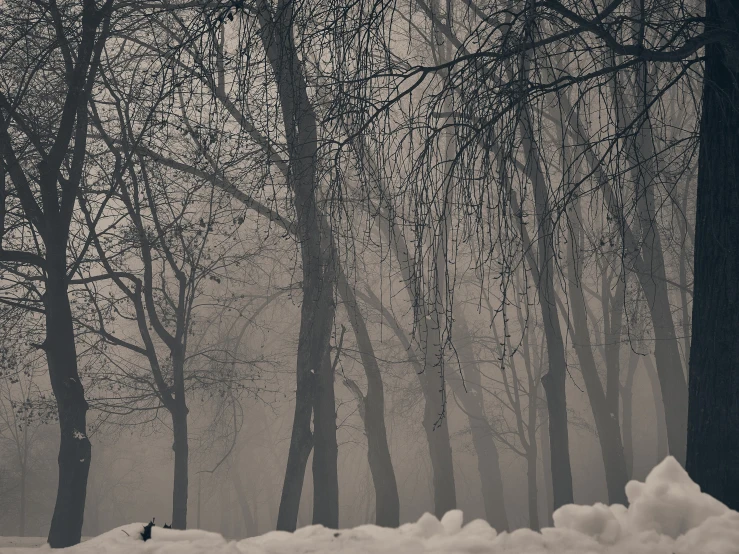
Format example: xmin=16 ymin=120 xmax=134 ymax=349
xmin=2 ymin=457 xmax=736 ymax=554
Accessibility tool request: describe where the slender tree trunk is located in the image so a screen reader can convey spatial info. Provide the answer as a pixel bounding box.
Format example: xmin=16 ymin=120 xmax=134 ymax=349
xmin=643 ymin=356 xmax=669 ymax=463
xmin=232 ymin=468 xmax=257 ymax=537
xmin=358 ymin=288 xmax=456 ymax=518
xmin=338 ymin=275 xmax=399 ymax=527
xmin=19 ymin=465 xmax=26 ymax=537
xmin=538 ymin=403 xmax=554 ymax=526
xmin=196 ymin=474 xmax=202 ymax=529
xmin=527 ymin=451 xmax=540 ymax=530
xmin=452 ymin=315 xmax=509 ymax=531
xmin=621 ymin=352 xmax=639 ymax=479
xmin=686 ymin=1 xmax=739 ymax=508
xmin=629 ymin=59 xmax=689 ymax=465
xmin=520 ymin=110 xmax=574 ymax=508
xmin=171 ymin=404 xmax=189 ymax=529
xmin=603 ymin=271 xmax=626 ymax=419
xmin=45 ymin=252 xmax=92 ymax=549
xmin=567 ymin=228 xmax=629 ymax=505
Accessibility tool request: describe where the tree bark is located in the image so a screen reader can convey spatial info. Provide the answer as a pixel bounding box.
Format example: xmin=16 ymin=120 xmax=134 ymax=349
xmin=45 ymin=253 xmax=92 ymax=548
xmin=171 ymin=404 xmax=189 ymax=529
xmin=312 ymin=353 xmax=339 ymax=528
xmin=338 ymin=276 xmax=400 ymax=527
xmin=256 ymin=0 xmax=339 ymax=530
xmin=687 ymin=1 xmax=739 ymax=507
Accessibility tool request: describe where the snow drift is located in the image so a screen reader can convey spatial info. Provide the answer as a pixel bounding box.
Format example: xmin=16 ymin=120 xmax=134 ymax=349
xmin=2 ymin=456 xmax=737 ymax=553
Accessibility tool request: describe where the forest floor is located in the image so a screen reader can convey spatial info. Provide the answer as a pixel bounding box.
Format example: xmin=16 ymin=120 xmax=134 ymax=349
xmin=0 ymin=457 xmax=736 ymax=553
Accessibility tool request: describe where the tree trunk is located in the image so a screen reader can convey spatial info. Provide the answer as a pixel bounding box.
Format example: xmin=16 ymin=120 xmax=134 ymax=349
xmin=518 ymin=103 xmax=574 ymax=509
xmin=258 ymin=0 xmax=339 ymax=530
xmin=630 ymin=58 xmax=689 ymax=466
xmin=171 ymin=405 xmax=189 ymax=529
xmin=568 ymin=230 xmax=629 ymax=505
xmin=643 ymin=356 xmax=669 ymax=463
xmin=452 ymin=315 xmax=509 ymax=531
xmin=312 ymin=354 xmax=339 ymax=528
xmin=232 ymin=468 xmax=257 ymax=537
xmin=538 ymin=404 xmax=554 ymax=527
xmin=687 ymin=2 xmax=739 ymax=507
xmin=417 ymin=312 xmax=456 ymax=518
xmin=338 ymin=275 xmax=399 ymax=527
xmin=19 ymin=465 xmax=26 ymax=537
xmin=45 ymin=254 xmax=92 ymax=549
xmin=621 ymin=352 xmax=639 ymax=479
xmin=527 ymin=451 xmax=540 ymax=530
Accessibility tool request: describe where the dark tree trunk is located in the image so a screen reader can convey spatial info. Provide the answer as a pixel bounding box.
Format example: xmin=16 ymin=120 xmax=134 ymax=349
xmin=257 ymin=0 xmax=339 ymax=530
xmin=312 ymin=354 xmax=339 ymax=528
xmin=422 ymin=391 xmax=457 ymax=518
xmin=686 ymin=0 xmax=739 ymax=509
xmin=417 ymin=315 xmax=457 ymax=518
xmin=453 ymin=316 xmax=509 ymax=531
xmin=338 ymin=276 xmax=399 ymax=527
xmin=45 ymin=254 xmax=92 ymax=549
xmin=171 ymin=404 xmax=189 ymax=529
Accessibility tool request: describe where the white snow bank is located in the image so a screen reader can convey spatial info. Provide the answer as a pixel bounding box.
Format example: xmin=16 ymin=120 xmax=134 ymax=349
xmin=2 ymin=457 xmax=737 ymax=553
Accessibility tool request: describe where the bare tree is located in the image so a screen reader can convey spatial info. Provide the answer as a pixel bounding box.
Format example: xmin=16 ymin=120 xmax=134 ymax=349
xmin=0 ymin=0 xmax=113 ymax=545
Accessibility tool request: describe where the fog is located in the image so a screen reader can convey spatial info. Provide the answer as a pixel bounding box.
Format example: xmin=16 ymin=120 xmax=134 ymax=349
xmin=3 ymin=0 xmax=734 ymax=548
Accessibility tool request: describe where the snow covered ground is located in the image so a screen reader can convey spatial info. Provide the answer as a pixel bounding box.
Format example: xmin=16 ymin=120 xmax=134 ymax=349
xmin=2 ymin=457 xmax=737 ymax=553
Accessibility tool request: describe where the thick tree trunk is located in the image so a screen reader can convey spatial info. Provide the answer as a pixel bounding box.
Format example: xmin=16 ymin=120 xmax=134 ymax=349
xmin=171 ymin=405 xmax=189 ymax=529
xmin=686 ymin=2 xmax=739 ymax=508
xmin=416 ymin=313 xmax=457 ymax=518
xmin=338 ymin=276 xmax=399 ymax=527
xmin=258 ymin=0 xmax=339 ymax=530
xmin=312 ymin=354 xmax=339 ymax=528
xmin=45 ymin=256 xmax=92 ymax=549
xmin=422 ymin=394 xmax=456 ymax=518
xmin=452 ymin=315 xmax=509 ymax=531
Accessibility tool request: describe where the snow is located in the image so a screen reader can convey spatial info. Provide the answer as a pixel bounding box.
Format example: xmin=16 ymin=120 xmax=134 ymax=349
xmin=2 ymin=457 xmax=737 ymax=554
